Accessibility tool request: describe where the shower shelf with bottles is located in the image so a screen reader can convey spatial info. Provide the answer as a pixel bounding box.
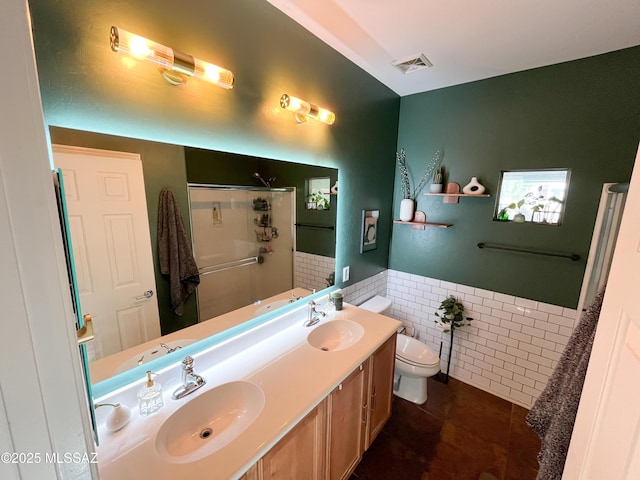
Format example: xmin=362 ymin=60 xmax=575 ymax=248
xmin=253 ymin=196 xmax=278 ymax=241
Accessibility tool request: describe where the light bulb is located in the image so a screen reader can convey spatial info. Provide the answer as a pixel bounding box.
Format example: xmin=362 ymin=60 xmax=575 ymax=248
xmin=193 ymin=58 xmax=234 ymax=89
xmin=280 ymin=94 xmax=335 ymax=125
xmin=110 ymin=26 xmax=173 ymax=69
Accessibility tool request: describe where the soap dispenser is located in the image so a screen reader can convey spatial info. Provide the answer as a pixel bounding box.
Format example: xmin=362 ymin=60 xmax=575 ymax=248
xmin=138 ymin=370 xmax=163 ymax=416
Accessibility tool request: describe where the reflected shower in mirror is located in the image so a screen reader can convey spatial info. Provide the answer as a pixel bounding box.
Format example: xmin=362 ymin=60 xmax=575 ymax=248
xmin=49 ymin=126 xmax=337 ymax=384
xmin=189 ymin=185 xmax=295 ymax=321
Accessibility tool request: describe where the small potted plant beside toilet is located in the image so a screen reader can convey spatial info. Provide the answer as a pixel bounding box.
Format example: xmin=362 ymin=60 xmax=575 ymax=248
xmin=434 ymin=295 xmax=473 ymax=383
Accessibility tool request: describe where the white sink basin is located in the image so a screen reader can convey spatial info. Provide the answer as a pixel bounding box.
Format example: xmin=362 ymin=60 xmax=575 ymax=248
xmin=254 ymin=299 xmax=292 ymax=317
xmin=307 ymin=320 xmax=365 ymax=352
xmin=116 ymin=339 xmax=197 ymax=373
xmin=155 ymin=381 xmax=265 ymax=463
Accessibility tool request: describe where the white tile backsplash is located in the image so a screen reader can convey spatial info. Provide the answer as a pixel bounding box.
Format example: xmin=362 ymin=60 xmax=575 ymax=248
xmin=341 ymin=269 xmax=579 ymax=409
xmin=342 ymin=270 xmax=388 ymax=307
xmin=294 ymin=252 xmax=335 ymax=292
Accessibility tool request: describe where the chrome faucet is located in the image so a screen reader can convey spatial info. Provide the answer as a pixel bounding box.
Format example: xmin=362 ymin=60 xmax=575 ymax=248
xmin=172 ymin=356 xmax=206 ymax=400
xmin=304 ymin=300 xmax=325 ymax=327
xmin=289 ymin=293 xmax=304 ymax=303
xmin=160 ymin=342 xmax=181 ymax=354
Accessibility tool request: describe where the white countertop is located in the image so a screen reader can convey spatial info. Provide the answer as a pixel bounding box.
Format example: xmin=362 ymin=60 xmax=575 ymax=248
xmin=89 ymin=287 xmax=312 ymax=384
xmin=95 ymin=302 xmax=401 ymax=480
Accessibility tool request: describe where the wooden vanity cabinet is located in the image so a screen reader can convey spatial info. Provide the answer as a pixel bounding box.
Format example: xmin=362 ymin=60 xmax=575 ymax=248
xmin=239 ymin=463 xmax=259 ymax=480
xmin=260 ymin=400 xmax=327 ymax=480
xmin=326 ymin=333 xmax=397 ymax=479
xmin=245 ymin=333 xmax=397 ymax=480
xmin=326 ymin=363 xmax=367 ymax=480
xmin=364 ymin=333 xmax=396 ymax=449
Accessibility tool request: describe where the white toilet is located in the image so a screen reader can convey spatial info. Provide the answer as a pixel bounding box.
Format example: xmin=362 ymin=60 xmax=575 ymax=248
xmin=359 ymin=295 xmax=441 ymax=405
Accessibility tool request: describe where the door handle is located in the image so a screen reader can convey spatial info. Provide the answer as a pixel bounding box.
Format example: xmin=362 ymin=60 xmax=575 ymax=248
xmin=136 ymin=290 xmax=154 ymax=300
xmin=371 ymin=386 xmax=377 ymax=411
xmin=77 ymin=314 xmax=95 ymax=345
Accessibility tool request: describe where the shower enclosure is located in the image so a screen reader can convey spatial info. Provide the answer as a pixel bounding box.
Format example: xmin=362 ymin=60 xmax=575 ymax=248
xmin=577 ymin=182 xmax=628 ymax=313
xmin=188 ymin=185 xmax=295 ymax=322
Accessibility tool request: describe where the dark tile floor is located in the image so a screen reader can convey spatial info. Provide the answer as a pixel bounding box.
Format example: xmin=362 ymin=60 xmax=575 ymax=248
xmin=352 ymin=377 xmax=541 ymax=480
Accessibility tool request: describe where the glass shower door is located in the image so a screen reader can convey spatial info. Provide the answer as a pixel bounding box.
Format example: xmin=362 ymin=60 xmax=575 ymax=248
xmin=188 ymin=186 xmax=294 ymax=322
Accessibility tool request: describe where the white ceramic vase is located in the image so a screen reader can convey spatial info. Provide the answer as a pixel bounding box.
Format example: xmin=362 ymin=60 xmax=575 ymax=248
xmin=462 ymin=177 xmax=485 ymax=195
xmin=429 ymin=183 xmax=443 ymax=193
xmin=513 ymin=213 xmax=526 ymax=223
xmin=399 ymin=198 xmax=415 ymax=222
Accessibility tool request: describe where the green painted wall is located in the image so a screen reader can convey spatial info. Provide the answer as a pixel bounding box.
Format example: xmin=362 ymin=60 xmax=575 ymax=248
xmin=49 ymin=127 xmax=198 ymax=334
xmin=391 ymin=46 xmax=640 ymax=308
xmin=185 ymin=147 xmax=337 ymax=257
xmin=28 ymin=0 xmax=400 ymax=297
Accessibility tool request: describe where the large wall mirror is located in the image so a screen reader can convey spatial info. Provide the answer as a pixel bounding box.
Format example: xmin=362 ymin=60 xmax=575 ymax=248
xmin=49 ymin=127 xmax=338 ymax=389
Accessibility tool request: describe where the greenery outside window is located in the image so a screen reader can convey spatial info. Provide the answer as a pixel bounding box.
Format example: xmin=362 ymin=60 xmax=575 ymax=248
xmin=494 ymin=169 xmax=571 ymax=225
xmin=306 ymin=177 xmax=331 ymax=210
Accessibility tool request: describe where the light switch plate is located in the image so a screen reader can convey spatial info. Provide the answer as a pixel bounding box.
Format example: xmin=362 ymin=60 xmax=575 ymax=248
xmin=342 ymin=266 xmax=350 ymax=282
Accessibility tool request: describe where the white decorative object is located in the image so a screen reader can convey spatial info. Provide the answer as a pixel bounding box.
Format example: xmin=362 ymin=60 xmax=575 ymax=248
xmin=399 ymin=198 xmax=415 ymax=222
xmin=462 ymin=177 xmax=485 ymax=195
xmin=429 ymin=183 xmax=443 ymax=193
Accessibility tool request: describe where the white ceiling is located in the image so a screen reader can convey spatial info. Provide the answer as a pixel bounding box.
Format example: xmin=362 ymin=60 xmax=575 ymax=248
xmin=266 ymin=0 xmax=640 ymax=96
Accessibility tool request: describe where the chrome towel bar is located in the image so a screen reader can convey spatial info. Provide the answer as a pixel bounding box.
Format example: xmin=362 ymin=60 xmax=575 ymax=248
xmin=477 ymin=242 xmax=580 ymax=261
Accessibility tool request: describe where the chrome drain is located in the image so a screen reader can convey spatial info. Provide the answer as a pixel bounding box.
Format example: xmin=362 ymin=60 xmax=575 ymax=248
xmin=199 ymin=428 xmax=213 ymax=439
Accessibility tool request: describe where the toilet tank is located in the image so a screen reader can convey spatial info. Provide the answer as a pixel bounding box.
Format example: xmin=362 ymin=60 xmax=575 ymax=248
xmin=359 ymin=295 xmax=392 ymax=316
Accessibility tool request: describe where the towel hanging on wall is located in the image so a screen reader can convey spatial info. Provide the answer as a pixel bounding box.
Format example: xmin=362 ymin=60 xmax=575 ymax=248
xmin=525 ymin=286 xmax=606 ymax=480
xmin=157 ymin=188 xmax=200 ymax=315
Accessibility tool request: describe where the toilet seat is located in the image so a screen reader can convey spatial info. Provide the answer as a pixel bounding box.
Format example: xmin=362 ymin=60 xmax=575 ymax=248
xmin=396 ymin=352 xmax=440 ymax=368
xmin=395 ymin=334 xmax=440 ymax=367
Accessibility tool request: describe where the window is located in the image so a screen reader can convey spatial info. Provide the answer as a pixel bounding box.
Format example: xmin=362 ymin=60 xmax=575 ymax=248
xmin=494 ymin=169 xmax=571 ymax=225
xmin=306 ymin=177 xmax=331 ymax=210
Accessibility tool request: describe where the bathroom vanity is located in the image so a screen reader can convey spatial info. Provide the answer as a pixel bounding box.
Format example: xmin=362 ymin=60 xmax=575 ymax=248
xmin=94 ymin=299 xmax=401 ymax=480
xmin=250 ymin=333 xmax=396 ymax=480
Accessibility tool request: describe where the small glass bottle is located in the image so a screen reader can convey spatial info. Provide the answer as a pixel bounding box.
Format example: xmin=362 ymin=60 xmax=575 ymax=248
xmin=323 ymin=294 xmax=336 ymax=317
xmin=138 ymin=371 xmax=163 ymax=416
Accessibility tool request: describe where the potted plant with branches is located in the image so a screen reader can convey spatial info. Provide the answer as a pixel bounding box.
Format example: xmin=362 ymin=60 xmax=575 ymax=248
xmin=396 ymin=148 xmax=442 ymax=221
xmin=434 ymin=295 xmax=473 ymax=383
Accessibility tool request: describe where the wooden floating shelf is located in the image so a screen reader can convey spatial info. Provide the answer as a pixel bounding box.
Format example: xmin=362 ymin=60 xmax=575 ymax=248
xmin=424 ymin=193 xmax=490 ymax=197
xmin=424 ymin=192 xmax=490 ymax=204
xmin=393 ymin=220 xmax=453 ymax=230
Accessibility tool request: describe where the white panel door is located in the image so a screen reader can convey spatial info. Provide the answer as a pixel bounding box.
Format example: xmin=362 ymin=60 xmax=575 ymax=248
xmin=564 ymin=142 xmax=640 ymax=479
xmin=53 ymin=145 xmax=161 ymax=361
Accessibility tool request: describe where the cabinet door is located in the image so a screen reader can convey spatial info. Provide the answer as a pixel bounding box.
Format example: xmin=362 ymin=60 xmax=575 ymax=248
xmin=239 ymin=463 xmax=259 ymax=480
xmin=261 ymin=400 xmax=326 ymax=480
xmin=327 ymin=364 xmax=366 ymax=480
xmin=365 ymin=333 xmax=396 ymax=449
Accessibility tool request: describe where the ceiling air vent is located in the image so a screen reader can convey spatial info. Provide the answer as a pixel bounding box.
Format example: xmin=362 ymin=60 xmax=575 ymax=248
xmin=392 ymin=53 xmax=433 ymax=74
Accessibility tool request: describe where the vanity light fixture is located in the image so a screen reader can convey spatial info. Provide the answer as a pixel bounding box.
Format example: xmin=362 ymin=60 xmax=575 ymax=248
xmin=279 ymin=94 xmax=335 ymax=125
xmin=109 ymin=26 xmax=234 ymax=89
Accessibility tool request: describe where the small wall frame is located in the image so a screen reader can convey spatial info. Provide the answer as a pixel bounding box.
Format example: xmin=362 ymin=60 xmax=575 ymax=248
xmin=360 ymin=209 xmax=379 ymax=253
